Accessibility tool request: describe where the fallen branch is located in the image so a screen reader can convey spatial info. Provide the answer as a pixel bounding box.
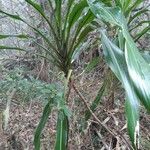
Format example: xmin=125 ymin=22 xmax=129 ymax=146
xmin=72 ymin=81 xmax=133 ymax=150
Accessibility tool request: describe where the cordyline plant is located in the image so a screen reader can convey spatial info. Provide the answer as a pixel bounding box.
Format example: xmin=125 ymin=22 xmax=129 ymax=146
xmin=0 ymin=0 xmax=96 ymax=149
xmin=88 ymin=0 xmax=150 ymax=149
xmin=0 ymin=0 xmax=150 ymax=149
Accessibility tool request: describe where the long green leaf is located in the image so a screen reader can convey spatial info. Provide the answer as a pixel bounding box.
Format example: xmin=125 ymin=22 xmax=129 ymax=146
xmin=124 ymin=36 xmax=150 ymax=112
xmin=114 ymin=0 xmax=122 ymax=8
xmin=87 ymin=1 xmax=126 ymax=27
xmin=0 ymin=34 xmax=29 ymax=39
xmin=85 ymin=80 xmax=106 ymax=121
xmin=62 ymin=0 xmax=74 ymax=39
xmin=66 ymin=0 xmax=88 ymax=41
xmin=118 ymin=30 xmax=125 ymax=50
xmin=55 ymin=0 xmax=62 ymax=29
xmin=126 ymin=92 xmax=140 ymax=150
xmin=0 ymin=10 xmax=24 ymax=21
xmin=125 ymin=0 xmax=143 ymax=17
xmin=25 ymin=0 xmax=58 ymax=41
xmin=84 ymin=57 xmax=101 ymax=73
xmin=129 ymin=20 xmax=150 ymax=32
xmin=69 ymin=25 xmax=93 ymax=63
xmin=0 ymin=10 xmax=58 ymax=54
xmin=101 ymin=30 xmax=139 ymax=149
xmin=69 ymin=10 xmax=94 ymax=53
xmin=55 ymin=109 xmax=69 ymax=150
xmin=0 ymin=46 xmax=26 ymax=51
xmin=123 ymin=0 xmax=132 ymax=12
xmin=128 ymin=9 xmax=149 ymax=24
xmin=74 ymin=25 xmax=93 ymax=50
xmin=88 ymin=0 xmax=150 ymax=112
xmin=34 ymin=99 xmax=54 ymax=150
xmin=134 ymin=26 xmax=150 ymax=42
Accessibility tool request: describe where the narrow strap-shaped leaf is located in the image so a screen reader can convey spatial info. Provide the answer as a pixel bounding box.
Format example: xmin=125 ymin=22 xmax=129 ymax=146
xmin=68 ymin=25 xmax=93 ymax=63
xmin=0 ymin=34 xmax=29 ymax=39
xmin=0 ymin=10 xmax=58 ymax=53
xmin=85 ymin=80 xmax=107 ymax=121
xmin=134 ymin=26 xmax=150 ymax=42
xmin=84 ymin=57 xmax=101 ymax=73
xmin=125 ymin=0 xmax=143 ymax=17
xmin=55 ymin=109 xmax=69 ymax=150
xmin=34 ymin=99 xmax=54 ymax=150
xmin=25 ymin=0 xmax=58 ymax=41
xmin=0 ymin=10 xmax=23 ymax=21
xmin=74 ymin=25 xmax=93 ymax=49
xmin=125 ymin=89 xmax=140 ymax=150
xmin=87 ymin=1 xmax=126 ymax=27
xmin=123 ymin=0 xmax=132 ymax=12
xmin=124 ymin=38 xmax=150 ymax=112
xmin=128 ymin=9 xmax=149 ymax=24
xmin=118 ymin=30 xmax=125 ymax=50
xmin=76 ymin=10 xmax=94 ymax=34
xmin=66 ymin=0 xmax=88 ymax=42
xmin=69 ymin=10 xmax=94 ymax=54
xmin=129 ymin=20 xmax=150 ymax=32
xmin=0 ymin=46 xmax=26 ymax=51
xmin=114 ymin=0 xmax=122 ymax=8
xmin=55 ymin=0 xmax=62 ymax=30
xmin=62 ymin=0 xmax=74 ymax=39
xmin=101 ymin=31 xmax=140 ymax=149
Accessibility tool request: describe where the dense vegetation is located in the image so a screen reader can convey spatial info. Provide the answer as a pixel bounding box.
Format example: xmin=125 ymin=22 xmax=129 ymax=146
xmin=0 ymin=0 xmax=150 ymax=149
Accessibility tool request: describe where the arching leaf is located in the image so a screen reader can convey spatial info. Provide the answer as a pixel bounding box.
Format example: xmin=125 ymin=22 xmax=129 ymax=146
xmin=55 ymin=109 xmax=69 ymax=150
xmin=55 ymin=0 xmax=62 ymax=28
xmin=34 ymin=99 xmax=54 ymax=150
xmin=85 ymin=80 xmax=107 ymax=121
xmin=0 ymin=46 xmax=26 ymax=51
xmin=101 ymin=30 xmax=140 ymax=149
xmin=0 ymin=34 xmax=29 ymax=39
xmin=66 ymin=0 xmax=88 ymax=40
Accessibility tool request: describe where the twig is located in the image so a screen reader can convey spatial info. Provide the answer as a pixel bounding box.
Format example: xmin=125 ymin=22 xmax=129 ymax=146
xmin=94 ymin=127 xmax=109 ymax=150
xmin=72 ymin=81 xmax=133 ymax=150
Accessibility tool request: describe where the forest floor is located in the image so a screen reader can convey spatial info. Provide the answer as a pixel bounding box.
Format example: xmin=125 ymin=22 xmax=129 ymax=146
xmin=0 ymin=64 xmax=150 ymax=150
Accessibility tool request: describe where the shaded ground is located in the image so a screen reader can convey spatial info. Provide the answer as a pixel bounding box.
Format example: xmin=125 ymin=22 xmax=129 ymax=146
xmin=0 ymin=65 xmax=150 ymax=150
